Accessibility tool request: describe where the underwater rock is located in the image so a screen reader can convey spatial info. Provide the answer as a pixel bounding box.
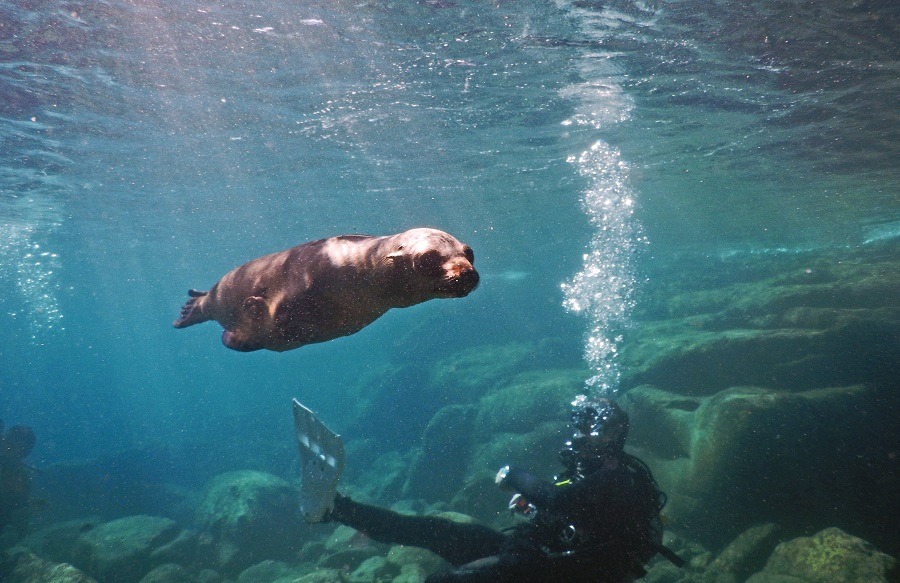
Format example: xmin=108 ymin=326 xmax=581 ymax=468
xmin=471 ymin=369 xmax=584 ymax=440
xmin=344 ymin=448 xmax=413 ymax=503
xmin=618 ymin=250 xmax=900 ymax=556
xmin=147 ymin=529 xmax=201 ymax=568
xmin=196 ymin=569 xmax=223 ymax=583
xmin=621 ymin=253 xmax=900 ymax=394
xmin=346 ymin=343 xmax=538 ymax=448
xmin=467 ymin=420 xmax=567 ymax=487
xmin=431 ymin=367 xmax=583 ymax=522
xmin=297 ymin=540 xmax=327 ymax=564
xmin=70 ymin=515 xmax=181 ymax=583
xmin=747 ymin=527 xmax=898 ymax=583
xmin=427 ymin=344 xmax=539 ymax=404
xmin=0 ymin=546 xmax=98 ymax=583
xmin=349 ymin=556 xmax=397 ymax=583
xmin=699 ymin=523 xmax=783 ymax=583
xmin=324 ymin=524 xmax=388 ymax=555
xmin=320 ymin=523 xmax=388 ymax=572
xmin=317 ymin=547 xmax=383 ymax=570
xmin=639 ymin=560 xmax=684 ymax=583
xmin=402 ymin=405 xmax=477 ymax=502
xmin=20 ymin=517 xmax=101 ymax=566
xmin=624 ymin=383 xmax=899 ymax=552
xmin=236 ymin=559 xmax=311 ymax=583
xmin=137 ymin=563 xmax=190 ymax=583
xmin=619 ymin=385 xmax=698 ymax=459
xmin=621 ymin=322 xmax=898 ymax=395
xmin=392 ymin=563 xmax=428 ymax=583
xmin=195 ymin=471 xmax=305 ymax=574
xmin=386 ymin=545 xmax=450 ymax=577
xmin=291 ymin=568 xmax=348 ymax=583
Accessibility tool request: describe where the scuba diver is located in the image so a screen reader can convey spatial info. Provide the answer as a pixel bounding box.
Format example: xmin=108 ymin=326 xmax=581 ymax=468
xmin=0 ymin=422 xmax=37 ymax=541
xmin=293 ymin=396 xmax=683 ymax=583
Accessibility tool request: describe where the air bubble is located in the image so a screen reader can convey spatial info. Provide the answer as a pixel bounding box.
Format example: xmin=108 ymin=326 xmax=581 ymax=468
xmin=562 ymin=140 xmax=640 ymax=398
xmin=0 ymin=223 xmax=63 ymax=342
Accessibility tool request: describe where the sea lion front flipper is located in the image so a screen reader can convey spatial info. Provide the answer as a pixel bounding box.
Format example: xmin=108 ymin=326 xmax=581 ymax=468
xmin=293 ymin=399 xmax=345 ymax=523
xmin=172 ymin=289 xmax=210 ymax=329
xmin=219 ymin=297 xmax=269 ymax=351
xmin=221 ymin=329 xmax=262 ymax=352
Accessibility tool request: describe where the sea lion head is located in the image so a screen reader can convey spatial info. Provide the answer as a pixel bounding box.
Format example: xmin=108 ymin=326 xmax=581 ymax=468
xmin=385 ymin=228 xmax=479 ymax=301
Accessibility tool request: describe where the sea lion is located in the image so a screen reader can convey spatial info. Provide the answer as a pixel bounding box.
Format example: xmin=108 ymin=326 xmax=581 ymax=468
xmin=173 ymin=228 xmax=479 ymax=352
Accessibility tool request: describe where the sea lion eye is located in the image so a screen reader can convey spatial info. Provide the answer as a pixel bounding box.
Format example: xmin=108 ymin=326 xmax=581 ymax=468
xmin=463 ymin=246 xmax=474 ymax=263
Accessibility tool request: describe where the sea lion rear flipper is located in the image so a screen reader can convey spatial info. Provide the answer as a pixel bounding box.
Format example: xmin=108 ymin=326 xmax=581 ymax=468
xmin=172 ymin=289 xmax=210 ymax=328
xmin=293 ymin=399 xmax=345 ymax=523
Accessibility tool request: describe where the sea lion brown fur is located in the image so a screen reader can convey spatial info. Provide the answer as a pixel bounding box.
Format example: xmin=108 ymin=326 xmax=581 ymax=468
xmin=173 ymin=228 xmax=479 ymax=352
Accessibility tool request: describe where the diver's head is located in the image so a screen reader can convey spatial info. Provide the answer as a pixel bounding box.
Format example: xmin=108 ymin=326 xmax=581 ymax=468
xmin=3 ymin=425 xmax=36 ymax=460
xmin=560 ymin=396 xmax=629 ymax=471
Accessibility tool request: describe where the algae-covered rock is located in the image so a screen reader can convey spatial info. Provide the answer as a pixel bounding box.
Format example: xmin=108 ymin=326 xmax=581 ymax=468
xmin=291 ymin=568 xmax=348 ymax=583
xmin=20 ymin=517 xmax=101 ymax=565
xmin=403 ymin=405 xmax=476 ymax=502
xmin=743 ymin=573 xmax=807 ymax=583
xmin=391 ymin=563 xmax=428 ymax=583
xmin=195 ymin=471 xmax=305 ymax=573
xmin=137 ymin=563 xmax=190 ymax=583
xmin=196 ymin=568 xmax=223 ymax=583
xmin=472 ymin=369 xmax=585 ymax=439
xmin=349 ymin=556 xmax=398 ymax=583
xmin=385 ymin=545 xmax=450 ymax=576
xmin=448 ymin=367 xmax=584 ymax=519
xmin=318 ymin=523 xmax=387 ymax=572
xmin=325 ymin=524 xmax=387 ymax=555
xmin=711 ymin=523 xmax=781 ymax=573
xmin=71 ymin=515 xmax=181 ymax=583
xmin=621 ymin=385 xmax=698 ymax=459
xmin=621 ymin=253 xmax=900 ymax=395
xmin=237 ymin=559 xmax=310 ymax=583
xmin=621 ymin=322 xmax=898 ymax=395
xmin=751 ymin=527 xmax=897 ymax=583
xmin=148 ymin=529 xmax=201 ymax=567
xmin=624 ymin=383 xmax=899 ymax=551
xmin=317 ymin=548 xmax=382 ymax=570
xmin=639 ymin=560 xmax=684 ymax=583
xmin=427 ymin=344 xmax=538 ymax=404
xmin=467 ymin=420 xmax=567 ymax=487
xmin=693 ymin=523 xmax=782 ymax=583
xmin=344 ymin=447 xmax=415 ymax=503
xmin=348 ymin=343 xmax=535 ymax=450
xmin=0 ymin=546 xmax=98 ymax=583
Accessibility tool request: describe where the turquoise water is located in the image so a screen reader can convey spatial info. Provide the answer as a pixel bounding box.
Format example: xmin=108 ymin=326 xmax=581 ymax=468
xmin=1 ymin=0 xmax=898 ymax=573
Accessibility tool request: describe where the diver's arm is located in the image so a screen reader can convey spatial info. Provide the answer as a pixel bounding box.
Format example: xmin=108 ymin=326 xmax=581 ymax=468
xmin=496 ymin=466 xmax=556 ymax=506
xmin=497 ymin=465 xmax=618 ymax=513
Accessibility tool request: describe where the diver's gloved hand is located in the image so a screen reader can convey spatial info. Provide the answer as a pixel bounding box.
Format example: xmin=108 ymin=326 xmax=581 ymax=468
xmin=495 ymin=465 xmax=512 ymax=490
xmin=508 ymin=493 xmax=536 ymax=516
xmin=494 ymin=466 xmax=547 ymax=504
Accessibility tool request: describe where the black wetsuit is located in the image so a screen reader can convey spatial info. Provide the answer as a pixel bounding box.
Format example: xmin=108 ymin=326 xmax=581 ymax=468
xmin=331 ymin=453 xmax=665 ymax=583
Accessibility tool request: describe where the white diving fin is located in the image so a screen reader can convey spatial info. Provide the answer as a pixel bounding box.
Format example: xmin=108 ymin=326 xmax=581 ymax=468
xmin=292 ymin=398 xmax=345 ymax=523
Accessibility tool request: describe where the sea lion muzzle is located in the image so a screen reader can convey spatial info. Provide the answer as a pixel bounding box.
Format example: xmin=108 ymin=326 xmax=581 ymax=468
xmin=443 ymin=267 xmax=480 ymax=297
